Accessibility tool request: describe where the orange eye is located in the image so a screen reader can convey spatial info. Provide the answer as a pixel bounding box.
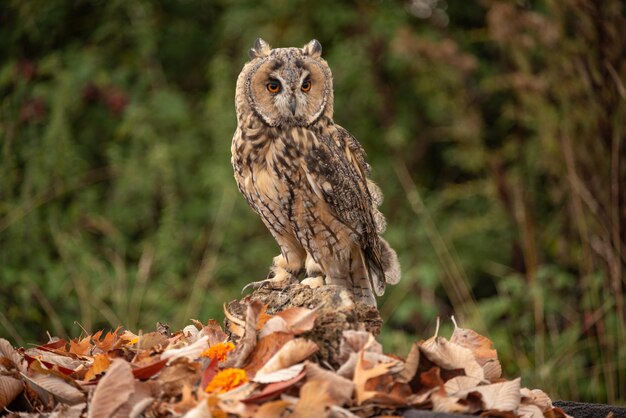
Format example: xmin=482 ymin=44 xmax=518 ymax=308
xmin=267 ymin=81 xmax=281 ymax=93
xmin=301 ymin=80 xmax=312 ymax=92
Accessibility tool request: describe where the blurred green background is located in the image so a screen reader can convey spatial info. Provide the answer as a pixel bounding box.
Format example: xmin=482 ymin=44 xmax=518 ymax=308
xmin=1 ymin=0 xmax=625 ymax=404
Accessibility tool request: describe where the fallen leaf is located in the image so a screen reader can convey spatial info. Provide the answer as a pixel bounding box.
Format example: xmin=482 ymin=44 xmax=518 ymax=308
xmin=92 ymin=327 xmax=122 ymax=352
xmin=132 ymin=358 xmax=168 ymax=380
xmin=49 ymin=402 xmax=86 ymax=418
xmin=255 ymin=339 xmax=318 ymax=375
xmin=88 ymin=359 xmax=135 ymax=418
xmin=243 ymin=370 xmax=305 ymax=403
xmin=420 ymin=336 xmax=484 ymax=380
xmin=291 ymin=380 xmax=335 ymax=418
xmin=226 ymin=300 xmax=264 ymax=368
xmin=111 ymin=381 xmax=154 ymax=418
xmin=337 ymin=331 xmax=381 ymax=364
xmin=161 ymin=335 xmax=208 ymax=363
xmin=199 ymin=320 xmax=229 ymax=346
xmin=457 ymin=377 xmax=521 ymax=412
xmin=69 ymin=336 xmax=92 ymax=356
xmin=84 ymin=353 xmax=111 ymax=382
xmin=521 ymin=387 xmax=553 ymax=411
xmin=431 ymin=389 xmax=470 ymax=414
xmin=241 ymin=332 xmax=293 ymax=377
xmin=443 ymin=375 xmax=483 ymax=395
xmin=21 ymin=372 xmax=85 ymax=405
xmin=157 ymin=358 xmax=201 ymax=398
xmin=519 ymin=403 xmax=545 ymax=418
xmin=274 ymin=307 xmax=318 ymax=334
xmin=258 ymin=316 xmax=289 ymax=337
xmin=0 ymin=375 xmax=23 ymax=409
xmin=254 ymin=362 xmax=305 ymax=383
xmin=397 ymin=342 xmax=420 ymax=383
xmin=255 ymin=400 xmax=291 ymax=418
xmin=304 ymin=361 xmax=354 ymax=405
xmin=353 ymin=350 xmax=395 ymax=405
xmin=1 ymin=339 xmax=26 ymax=371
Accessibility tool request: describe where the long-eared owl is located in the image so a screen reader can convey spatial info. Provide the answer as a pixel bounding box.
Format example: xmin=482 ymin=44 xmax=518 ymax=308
xmin=232 ymin=38 xmax=400 ymax=306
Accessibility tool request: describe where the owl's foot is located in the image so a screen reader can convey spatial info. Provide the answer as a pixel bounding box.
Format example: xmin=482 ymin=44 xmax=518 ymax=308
xmin=241 ymin=269 xmax=298 ymax=294
xmin=300 ymin=275 xmax=325 ymax=288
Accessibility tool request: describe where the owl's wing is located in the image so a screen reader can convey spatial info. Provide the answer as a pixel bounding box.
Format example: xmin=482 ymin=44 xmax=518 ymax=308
xmin=297 ymin=126 xmax=386 ymax=295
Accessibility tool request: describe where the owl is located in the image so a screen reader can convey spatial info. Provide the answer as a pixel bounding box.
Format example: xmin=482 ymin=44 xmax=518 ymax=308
xmin=232 ymin=38 xmax=400 ymax=306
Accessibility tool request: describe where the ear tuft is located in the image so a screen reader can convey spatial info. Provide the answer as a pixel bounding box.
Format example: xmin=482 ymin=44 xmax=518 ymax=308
xmin=249 ymin=38 xmax=271 ymax=59
xmin=303 ymin=39 xmax=322 ymax=58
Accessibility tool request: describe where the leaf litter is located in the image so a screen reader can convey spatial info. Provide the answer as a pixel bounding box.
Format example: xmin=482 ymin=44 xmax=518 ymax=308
xmin=0 ymin=304 xmax=571 ymax=418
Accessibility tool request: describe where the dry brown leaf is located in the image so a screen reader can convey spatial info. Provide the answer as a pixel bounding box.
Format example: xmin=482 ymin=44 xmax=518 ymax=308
xmin=0 ymin=376 xmax=23 ymax=409
xmin=519 ymin=403 xmax=545 ymax=418
xmin=161 ymin=336 xmax=208 ymax=363
xmin=337 ymin=351 xmax=402 ymax=379
xmin=443 ymin=375 xmax=483 ymax=395
xmin=181 ymin=398 xmax=212 ymax=418
xmin=483 ymin=359 xmax=503 ymax=381
xmin=397 ymin=342 xmax=419 ymax=383
xmin=22 ymin=372 xmax=85 ymax=405
xmin=450 ymin=316 xmax=497 ymax=365
xmin=258 ymin=316 xmax=289 ymax=337
xmin=69 ymin=336 xmax=92 ymax=356
xmin=227 ymin=300 xmax=264 ymax=368
xmin=431 ymin=389 xmax=470 ymax=414
xmin=253 ymin=362 xmax=304 ymax=383
xmin=136 ymin=331 xmax=169 ymax=351
xmin=49 ymin=403 xmax=86 ymax=418
xmin=199 ymin=320 xmax=229 ymax=346
xmin=241 ymin=332 xmax=293 ymax=377
xmin=256 ymin=338 xmax=318 ymax=375
xmin=304 ymin=361 xmax=354 ymax=405
xmin=92 ymin=327 xmax=121 ymax=352
xmin=420 ymin=336 xmax=484 ymax=380
xmin=337 ymin=331 xmax=381 ymax=364
xmin=255 ymin=400 xmax=291 ymax=418
xmin=23 ymin=348 xmax=83 ymax=372
xmin=274 ymin=307 xmax=318 ymax=334
xmin=88 ymin=359 xmax=135 ymax=418
xmin=291 ymin=379 xmax=335 ymax=418
xmin=84 ymin=353 xmax=111 ymax=382
xmin=353 ymin=350 xmax=395 ymax=405
xmin=457 ymin=377 xmax=521 ymax=412
xmin=111 ymin=381 xmax=154 ymax=418
xmin=521 ymin=387 xmax=553 ymax=411
xmin=1 ymin=338 xmax=26 ymax=372
xmin=156 ymin=358 xmax=201 ymax=398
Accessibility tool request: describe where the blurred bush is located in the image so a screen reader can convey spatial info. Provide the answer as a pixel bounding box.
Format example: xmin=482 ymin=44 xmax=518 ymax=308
xmin=1 ymin=0 xmax=624 ymax=403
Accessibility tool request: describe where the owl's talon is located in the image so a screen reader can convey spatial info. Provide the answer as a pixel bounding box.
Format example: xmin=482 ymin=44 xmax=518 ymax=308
xmin=241 ymin=273 xmax=298 ymax=294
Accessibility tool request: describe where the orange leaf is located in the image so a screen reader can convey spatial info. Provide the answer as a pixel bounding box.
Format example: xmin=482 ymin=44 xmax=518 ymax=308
xmin=84 ymin=353 xmax=111 ymax=382
xmin=69 ymin=335 xmax=92 ymax=356
xmin=353 ymin=350 xmax=395 ymax=405
xmin=257 ymin=304 xmax=273 ymax=330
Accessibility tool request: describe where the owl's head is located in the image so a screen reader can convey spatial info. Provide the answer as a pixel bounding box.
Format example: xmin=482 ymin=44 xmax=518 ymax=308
xmin=237 ymin=38 xmax=333 ymax=127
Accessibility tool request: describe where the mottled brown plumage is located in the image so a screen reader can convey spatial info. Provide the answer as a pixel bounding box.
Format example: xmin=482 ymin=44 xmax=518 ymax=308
xmin=232 ymin=39 xmax=400 ymax=306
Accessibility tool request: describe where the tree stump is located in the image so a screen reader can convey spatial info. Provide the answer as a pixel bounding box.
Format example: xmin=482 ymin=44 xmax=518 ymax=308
xmin=225 ymin=284 xmax=382 ymax=367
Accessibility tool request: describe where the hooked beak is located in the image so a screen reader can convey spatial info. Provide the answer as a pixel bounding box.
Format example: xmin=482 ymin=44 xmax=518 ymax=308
xmin=288 ymin=95 xmax=297 ymax=116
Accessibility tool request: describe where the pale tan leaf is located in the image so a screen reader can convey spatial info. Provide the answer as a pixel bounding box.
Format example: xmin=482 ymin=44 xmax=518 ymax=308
xmin=228 ymin=300 xmax=264 ymax=368
xmin=0 ymin=376 xmax=23 ymax=409
xmin=161 ymin=336 xmax=208 ymax=363
xmin=253 ymin=362 xmax=304 ymax=383
xmin=274 ymin=307 xmax=318 ymax=334
xmin=431 ymin=390 xmax=470 ymax=414
xmin=458 ymin=378 xmax=521 ymax=411
xmin=0 ymin=338 xmax=26 ymax=372
xmin=199 ymin=320 xmax=229 ymax=347
xmin=111 ymin=381 xmax=154 ymax=418
xmin=292 ymin=380 xmax=335 ymax=418
xmin=304 ymin=361 xmax=354 ymax=405
xmin=22 ymin=373 xmax=85 ymax=405
xmin=353 ymin=350 xmax=395 ymax=405
xmin=450 ymin=316 xmax=498 ymax=366
xmin=338 ymin=331 xmax=381 ymax=364
xmin=255 ymin=400 xmax=292 ymax=418
xmin=397 ymin=342 xmax=419 ymax=383
xmin=420 ymin=336 xmax=484 ymax=380
xmin=88 ymin=359 xmax=135 ymax=418
xmin=483 ymin=359 xmax=503 ymax=381
xmin=519 ymin=403 xmax=545 ymax=418
xmin=49 ymin=403 xmax=86 ymax=418
xmin=521 ymin=387 xmax=553 ymax=411
xmin=444 ymin=375 xmax=483 ymax=395
xmin=258 ymin=316 xmax=289 ymax=338
xmin=337 ymin=351 xmax=402 ymax=379
xmin=181 ymin=398 xmax=212 ymax=418
xmin=24 ymin=348 xmax=83 ymax=372
xmin=256 ymin=339 xmax=318 ymax=375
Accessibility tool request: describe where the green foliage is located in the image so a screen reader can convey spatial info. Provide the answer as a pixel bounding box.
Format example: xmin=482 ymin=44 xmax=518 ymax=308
xmin=1 ymin=0 xmax=624 ymax=404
